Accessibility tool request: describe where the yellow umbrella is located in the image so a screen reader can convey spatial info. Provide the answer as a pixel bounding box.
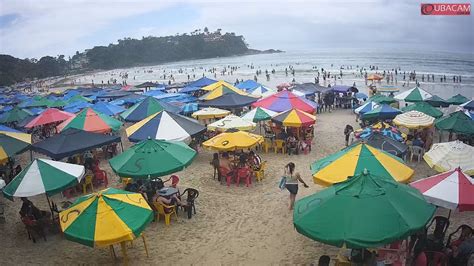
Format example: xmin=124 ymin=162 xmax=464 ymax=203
xmin=202 ymin=129 xmax=264 ymax=151
xmin=192 ymin=107 xmax=231 ymax=120
xmin=200 ymin=81 xmax=248 ymax=100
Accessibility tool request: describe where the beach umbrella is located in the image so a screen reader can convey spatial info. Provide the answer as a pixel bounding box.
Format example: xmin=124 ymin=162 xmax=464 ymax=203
xmin=202 ymin=129 xmax=264 ymax=151
xmin=425 ymin=95 xmax=449 ymax=107
xmin=354 ymin=101 xmax=378 ymax=115
xmin=271 ymin=108 xmax=316 ymax=127
xmin=92 ymin=101 xmax=125 ymax=116
xmin=311 ymin=143 xmax=414 ymax=186
xmin=410 ymin=168 xmax=474 ymax=212
xmin=199 ymin=93 xmax=259 ymax=109
xmin=252 ymin=90 xmax=316 ymax=113
xmin=0 ymin=126 xmax=31 ymax=163
xmin=435 ymin=111 xmax=474 ymax=136
xmin=67 ymin=95 xmax=92 ymax=104
xmin=143 ymin=90 xmax=166 ymax=97
xmin=423 ymin=140 xmax=474 ymax=175
xmin=377 ymin=85 xmax=399 ymax=93
xmin=294 ymin=170 xmax=435 ymax=249
xmin=188 ymin=76 xmax=217 ymax=88
xmin=57 ymin=108 xmax=122 ymax=134
xmin=370 ymin=94 xmax=397 ymax=104
xmin=120 ymin=97 xmax=168 ymax=122
xmin=331 ymin=85 xmax=357 ymax=93
xmin=199 ymin=81 xmax=248 ymax=101
xmin=401 ymin=102 xmax=443 ymax=118
xmin=0 ymin=105 xmax=13 ymax=113
xmin=109 ymin=139 xmax=196 ymax=179
xmin=47 ymin=100 xmax=68 ymax=108
xmin=367 ymin=74 xmax=383 ymax=81
xmin=355 ymin=132 xmax=408 ymax=157
xmin=27 ymin=107 xmax=45 ymax=115
xmin=460 ymin=100 xmax=474 ymax=111
xmin=179 ymin=86 xmax=201 ymax=94
xmin=126 ymin=110 xmax=205 ymax=143
xmin=393 ymin=111 xmax=435 ymax=129
xmin=191 ymin=107 xmax=230 ymax=120
xmin=235 ymin=80 xmax=261 ymax=91
xmin=241 ymin=107 xmax=277 ymax=122
xmin=59 ymin=188 xmax=153 ymax=248
xmin=447 ymin=94 xmax=470 ymax=105
xmin=361 ymin=104 xmax=401 ymax=120
xmin=180 ymin=103 xmax=198 ymax=114
xmin=25 ymin=108 xmax=74 ymax=128
xmin=136 ymin=81 xmax=162 ymax=89
xmin=394 ymin=87 xmax=432 ymax=102
xmin=208 ymin=114 xmax=256 ymax=132
xmin=248 ymin=86 xmax=275 ymax=97
xmin=3 ymin=159 xmax=84 ymax=199
xmin=0 ymin=107 xmax=32 ymax=123
xmin=27 ymin=97 xmax=52 ymax=107
xmin=464 ymin=110 xmax=474 ymax=120
xmin=355 ymin=92 xmax=368 ymax=99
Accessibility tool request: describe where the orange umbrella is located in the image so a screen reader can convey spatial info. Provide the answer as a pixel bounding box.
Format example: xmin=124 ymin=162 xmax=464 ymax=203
xmin=367 ymin=74 xmax=384 ymax=81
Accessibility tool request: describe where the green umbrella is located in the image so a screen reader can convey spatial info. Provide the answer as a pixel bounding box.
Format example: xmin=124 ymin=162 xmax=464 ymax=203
xmin=27 ymin=97 xmax=52 ymax=107
xmin=446 ymin=93 xmax=470 ymax=105
xmin=395 ymin=87 xmax=432 ymax=103
xmin=361 ymin=104 xmax=401 ymax=121
xmin=370 ymin=94 xmax=397 ymax=104
xmin=293 ymin=170 xmax=435 ymax=249
xmin=425 ymin=95 xmax=449 ymax=107
xmin=0 ymin=107 xmax=33 ymax=123
xmin=48 ymin=100 xmax=68 ymax=108
xmin=109 ymin=138 xmax=197 ymax=179
xmin=435 ymin=111 xmax=474 ymax=136
xmin=402 ymin=102 xmax=443 ymax=118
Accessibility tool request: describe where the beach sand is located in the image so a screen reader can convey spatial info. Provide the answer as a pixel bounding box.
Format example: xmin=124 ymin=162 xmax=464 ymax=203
xmin=1 ymin=109 xmax=473 ymax=265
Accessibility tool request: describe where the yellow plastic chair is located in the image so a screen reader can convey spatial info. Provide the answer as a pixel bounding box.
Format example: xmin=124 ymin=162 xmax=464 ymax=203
xmin=154 ymin=201 xmax=177 ymax=226
xmin=254 ymin=161 xmax=267 ymax=182
xmin=274 ymin=140 xmax=285 ymax=154
xmin=261 ymin=140 xmax=273 ymax=153
xmin=121 ymin=177 xmax=132 ymax=188
xmin=82 ymin=175 xmax=94 ymax=194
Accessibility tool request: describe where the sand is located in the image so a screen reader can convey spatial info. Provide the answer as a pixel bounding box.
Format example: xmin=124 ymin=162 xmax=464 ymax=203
xmin=1 ymin=109 xmax=473 ymax=265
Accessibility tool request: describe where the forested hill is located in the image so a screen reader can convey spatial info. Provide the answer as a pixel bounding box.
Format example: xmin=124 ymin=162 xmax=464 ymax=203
xmin=0 ymin=29 xmax=280 ymax=86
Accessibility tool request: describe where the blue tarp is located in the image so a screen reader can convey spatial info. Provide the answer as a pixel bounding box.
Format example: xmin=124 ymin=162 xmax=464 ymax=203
xmin=179 ymin=86 xmax=202 ymax=93
xmin=236 ymin=80 xmax=261 ymax=91
xmin=188 ymin=77 xmax=217 ymax=88
xmin=92 ymin=101 xmax=125 ymax=116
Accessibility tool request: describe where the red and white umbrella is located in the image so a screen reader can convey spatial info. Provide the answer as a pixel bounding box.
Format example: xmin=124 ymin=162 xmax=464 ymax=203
xmin=410 ymin=168 xmax=474 ymax=212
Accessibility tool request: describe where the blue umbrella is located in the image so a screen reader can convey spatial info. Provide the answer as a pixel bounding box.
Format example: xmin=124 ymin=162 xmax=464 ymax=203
xmin=27 ymin=108 xmax=45 ymax=115
xmin=179 ymin=86 xmax=202 ymax=94
xmin=188 ymin=77 xmax=217 ymax=88
xmin=143 ymin=90 xmax=166 ymax=97
xmin=181 ymin=103 xmax=199 ymax=114
xmin=92 ymin=101 xmax=125 ymax=116
xmin=355 ymin=92 xmax=368 ymax=99
xmin=236 ymin=80 xmax=261 ymax=91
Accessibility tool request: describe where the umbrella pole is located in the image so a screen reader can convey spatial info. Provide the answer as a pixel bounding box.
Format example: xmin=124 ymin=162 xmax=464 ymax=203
xmin=142 ymin=234 xmax=149 ymax=258
xmin=120 ymin=141 xmax=124 ymax=153
xmin=109 ymin=245 xmax=116 ymax=260
xmin=448 ymin=209 xmax=451 ymax=220
xmin=45 ymin=195 xmax=54 ymax=220
xmin=121 ymin=242 xmax=128 ymax=265
xmin=30 ymin=150 xmax=33 ymax=162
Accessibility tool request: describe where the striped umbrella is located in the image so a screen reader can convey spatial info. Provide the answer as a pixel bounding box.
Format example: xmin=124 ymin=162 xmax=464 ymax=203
xmin=354 ymin=101 xmax=378 ymax=115
xmin=2 ymin=159 xmax=84 ymax=199
xmin=199 ymin=81 xmax=248 ymax=101
xmin=241 ymin=107 xmax=277 ymax=122
xmin=311 ymin=143 xmax=414 ymax=186
xmin=410 ymin=168 xmax=474 ymax=211
xmin=424 ymin=140 xmax=474 ymax=175
xmin=59 ymin=188 xmax=153 ymax=247
xmin=192 ymin=107 xmax=230 ymax=120
xmin=208 ymin=114 xmax=256 ymax=131
xmin=120 ymin=97 xmax=167 ymax=122
xmin=248 ymin=86 xmax=275 ymax=97
xmin=57 ymin=108 xmax=122 ymax=133
xmin=25 ymin=108 xmax=74 ymax=128
xmin=252 ymin=90 xmax=316 ymax=113
xmin=271 ymin=108 xmax=316 ymax=127
xmin=393 ymin=111 xmax=435 ymax=129
xmin=0 ymin=125 xmax=31 ymax=163
xmin=394 ymin=87 xmax=432 ymax=102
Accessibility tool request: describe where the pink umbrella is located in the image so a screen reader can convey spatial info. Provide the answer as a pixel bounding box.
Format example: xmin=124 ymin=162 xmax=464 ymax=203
xmin=25 ymin=108 xmax=75 ymax=128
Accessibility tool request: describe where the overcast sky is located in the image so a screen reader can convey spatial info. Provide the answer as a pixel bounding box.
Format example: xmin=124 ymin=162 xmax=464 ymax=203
xmin=0 ymin=0 xmax=472 ymax=59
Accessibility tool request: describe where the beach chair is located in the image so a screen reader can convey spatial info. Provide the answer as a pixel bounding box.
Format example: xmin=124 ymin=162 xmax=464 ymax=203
xmin=261 ymin=139 xmax=273 ymax=153
xmin=93 ymin=169 xmax=108 ymax=187
xmin=219 ymin=167 xmax=233 ymax=187
xmin=254 ymin=161 xmax=267 ymax=182
xmin=426 ymin=216 xmax=450 ymax=251
xmin=446 ymin=224 xmax=472 ymax=248
xmin=410 ymin=146 xmax=424 ymax=163
xmin=274 ymin=140 xmax=285 ymax=154
xmin=154 ymin=201 xmax=177 ymax=226
xmin=180 ymin=188 xmax=199 ymax=219
xmin=236 ymin=167 xmax=251 ymax=187
xmin=82 ymin=175 xmax=94 ymax=194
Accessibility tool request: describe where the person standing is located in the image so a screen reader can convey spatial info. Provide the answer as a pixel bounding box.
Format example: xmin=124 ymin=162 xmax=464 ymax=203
xmin=344 ymin=124 xmax=354 ymax=146
xmin=283 ymin=162 xmax=308 ymax=210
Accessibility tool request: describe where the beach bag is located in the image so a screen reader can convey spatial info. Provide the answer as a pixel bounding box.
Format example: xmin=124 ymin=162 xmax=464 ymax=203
xmin=278 ymin=176 xmax=287 ymax=190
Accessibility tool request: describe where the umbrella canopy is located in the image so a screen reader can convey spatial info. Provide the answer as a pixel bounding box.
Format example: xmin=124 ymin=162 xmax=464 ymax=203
xmin=370 ymin=94 xmax=397 ymax=104
xmin=424 ymin=140 xmax=474 ymax=175
xmin=241 ymin=107 xmax=277 ymax=122
xmin=435 ymin=111 xmax=474 ymax=135
xmin=0 ymin=126 xmax=31 ymax=163
xmin=271 ymin=108 xmax=316 ymax=127
xmin=181 ymin=103 xmax=199 ymax=114
xmin=460 ymin=100 xmax=474 ymax=111
xmin=356 ymin=122 xmax=406 ymax=142
xmin=331 ymin=85 xmax=357 ymax=93
xmin=109 ymin=139 xmax=196 ymax=179
xmin=425 ymin=95 xmax=449 ymax=107
xmin=25 ymin=108 xmax=74 ymax=128
xmin=354 ymin=101 xmax=378 ymax=115
xmin=447 ymin=94 xmax=470 ymax=105
xmin=136 ymin=81 xmax=160 ymax=88
xmin=393 ymin=111 xmax=435 ymax=129
xmin=202 ymin=129 xmax=264 ymax=151
xmin=355 ymin=92 xmax=368 ymax=99
xmin=3 ymin=159 xmax=84 ymax=199
xmin=92 ymin=101 xmax=125 ymax=116
xmin=67 ymin=95 xmax=92 ymax=104
xmin=60 ymin=188 xmax=153 ymax=247
xmin=311 ymin=143 xmax=414 ymax=186
xmin=235 ymin=80 xmax=261 ymax=91
xmin=47 ymin=100 xmax=68 ymax=108
xmin=356 ymin=132 xmax=408 ymax=157
xmin=367 ymin=74 xmax=383 ymax=81
xmin=126 ymin=110 xmax=205 ymax=142
xmin=394 ymin=87 xmax=432 ymax=102
xmin=410 ymin=168 xmax=474 ymax=211
xmin=402 ymin=102 xmax=443 ymax=118
xmin=192 ymin=107 xmax=230 ymax=120
xmin=188 ymin=77 xmax=217 ymax=88
xmin=294 ymin=170 xmax=435 ymax=249
xmin=361 ymin=104 xmax=401 ymax=120
xmin=208 ymin=114 xmax=256 ymax=131
xmin=199 ymin=81 xmax=248 ymax=101
xmin=32 ymin=128 xmax=121 ymax=160
xmin=27 ymin=97 xmax=52 ymax=107
xmin=179 ymin=86 xmax=201 ymax=94
xmin=252 ymin=90 xmax=316 ymax=113
xmin=248 ymin=86 xmax=275 ymax=97
xmin=199 ymin=93 xmax=259 ymax=109
xmin=57 ymin=108 xmax=122 ymax=134
xmin=377 ymin=85 xmax=400 ymax=93
xmin=0 ymin=107 xmax=33 ymax=123
xmin=120 ymin=97 xmax=168 ymax=122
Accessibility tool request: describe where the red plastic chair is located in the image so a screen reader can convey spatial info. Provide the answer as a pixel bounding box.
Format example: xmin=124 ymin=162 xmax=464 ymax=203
xmin=219 ymin=167 xmax=233 ymax=187
xmin=93 ymin=170 xmax=108 ymax=187
xmin=414 ymin=252 xmax=427 ymax=266
xmin=236 ymin=167 xmax=251 ymax=187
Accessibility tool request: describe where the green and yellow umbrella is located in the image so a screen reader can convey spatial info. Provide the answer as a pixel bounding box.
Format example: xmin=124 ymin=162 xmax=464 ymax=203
xmin=0 ymin=125 xmax=31 ymax=163
xmin=60 ymin=188 xmax=153 ymax=248
xmin=311 ymin=143 xmax=414 ymax=186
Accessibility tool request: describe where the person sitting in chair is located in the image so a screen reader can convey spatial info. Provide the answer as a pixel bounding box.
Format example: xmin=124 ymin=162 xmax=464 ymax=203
xmin=248 ymin=151 xmax=262 ymax=171
xmin=19 ymin=197 xmax=43 ymax=220
xmin=219 ymin=152 xmax=233 ymax=174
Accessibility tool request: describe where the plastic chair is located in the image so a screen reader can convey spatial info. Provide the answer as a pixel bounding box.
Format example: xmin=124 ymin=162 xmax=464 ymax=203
xmin=180 ymin=188 xmax=199 ymax=219
xmin=82 ymin=175 xmax=94 ymax=194
xmin=274 ymin=140 xmax=285 ymax=154
xmin=236 ymin=167 xmax=251 ymax=187
xmin=254 ymin=161 xmax=267 ymax=182
xmin=261 ymin=139 xmax=273 ymax=153
xmin=153 ymin=201 xmax=177 ymax=226
xmin=446 ymin=224 xmax=473 ymax=248
xmin=219 ymin=167 xmax=233 ymax=187
xmin=426 ymin=216 xmax=450 ymax=251
xmin=414 ymin=252 xmax=428 ymax=266
xmin=93 ymin=170 xmax=108 ymax=187
xmin=410 ymin=146 xmax=425 ymax=163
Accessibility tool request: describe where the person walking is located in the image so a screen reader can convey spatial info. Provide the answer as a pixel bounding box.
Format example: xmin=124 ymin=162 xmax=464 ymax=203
xmin=283 ymin=162 xmax=308 ymax=210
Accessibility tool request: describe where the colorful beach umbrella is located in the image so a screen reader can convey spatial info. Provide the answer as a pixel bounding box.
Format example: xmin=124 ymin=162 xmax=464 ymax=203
xmin=207 ymin=114 xmax=256 ymax=131
xmin=402 ymin=102 xmax=443 ymax=118
xmin=370 ymin=94 xmax=397 ymax=104
xmin=252 ymin=90 xmax=316 ymax=113
xmin=393 ymin=111 xmax=435 ymax=129
xmin=354 ymin=101 xmax=378 ymax=115
xmin=202 ymin=129 xmax=264 ymax=151
xmin=271 ymin=108 xmax=316 ymax=127
xmin=59 ymin=188 xmax=153 ymax=247
xmin=120 ymin=97 xmax=168 ymax=122
xmin=199 ymin=93 xmax=259 ymax=109
xmin=126 ymin=110 xmax=205 ymax=142
xmin=0 ymin=126 xmax=31 ymax=163
xmin=355 ymin=132 xmax=408 ymax=158
xmin=67 ymin=95 xmax=92 ymax=104
xmin=355 ymin=122 xmax=406 ymax=142
xmin=192 ymin=107 xmax=230 ymax=120
xmin=57 ymin=108 xmax=122 ymax=133
xmin=180 ymin=103 xmax=198 ymax=114
xmin=109 ymin=139 xmax=196 ymax=179
xmin=92 ymin=101 xmax=125 ymax=116
xmin=27 ymin=97 xmax=52 ymax=107
xmin=361 ymin=104 xmax=401 ymax=120
xmin=294 ymin=170 xmax=435 ymax=249
xmin=248 ymin=86 xmax=275 ymax=97
xmin=435 ymin=111 xmax=474 ymax=136
xmin=447 ymin=94 xmax=470 ymax=105
xmin=188 ymin=77 xmax=217 ymax=88
xmin=0 ymin=107 xmax=32 ymax=123
xmin=311 ymin=143 xmax=414 ymax=186
xmin=235 ymin=80 xmax=261 ymax=91
xmin=410 ymin=168 xmax=474 ymax=211
xmin=394 ymin=87 xmax=432 ymax=102
xmin=241 ymin=107 xmax=277 ymax=122
xmin=354 ymin=92 xmax=368 ymax=99
xmin=47 ymin=100 xmax=68 ymax=108
xmin=377 ymin=85 xmax=399 ymax=93
xmin=425 ymin=95 xmax=449 ymax=107
xmin=3 ymin=159 xmax=84 ymax=199
xmin=199 ymin=81 xmax=248 ymax=101
xmin=25 ymin=108 xmax=74 ymax=128
xmin=423 ymin=140 xmax=474 ymax=175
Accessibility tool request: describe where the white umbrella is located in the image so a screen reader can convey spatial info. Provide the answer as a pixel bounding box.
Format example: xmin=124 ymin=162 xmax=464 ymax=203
xmin=207 ymin=114 xmax=256 ymax=132
xmin=423 ymin=140 xmax=474 ymax=175
xmin=393 ymin=111 xmax=435 ymax=129
xmin=394 ymin=87 xmax=432 ymax=102
xmin=191 ymin=107 xmax=230 ymax=120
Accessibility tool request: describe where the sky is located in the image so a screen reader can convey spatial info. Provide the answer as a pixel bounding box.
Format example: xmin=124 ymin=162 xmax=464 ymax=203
xmin=0 ymin=0 xmax=472 ymax=59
